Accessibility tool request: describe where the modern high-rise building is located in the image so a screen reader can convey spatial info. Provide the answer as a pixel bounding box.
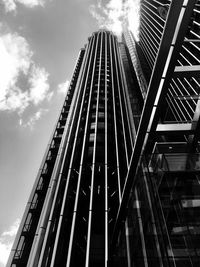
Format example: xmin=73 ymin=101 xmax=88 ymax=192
xmin=7 ymin=1 xmax=200 ymax=267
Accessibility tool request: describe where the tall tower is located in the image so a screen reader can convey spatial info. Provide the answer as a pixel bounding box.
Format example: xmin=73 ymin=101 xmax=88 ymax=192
xmin=7 ymin=31 xmax=135 ymax=267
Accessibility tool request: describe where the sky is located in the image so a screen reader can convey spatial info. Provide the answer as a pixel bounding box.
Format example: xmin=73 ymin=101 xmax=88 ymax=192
xmin=0 ymin=0 xmax=140 ymax=265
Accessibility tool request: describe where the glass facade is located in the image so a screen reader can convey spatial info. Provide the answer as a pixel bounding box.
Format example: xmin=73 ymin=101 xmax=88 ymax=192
xmin=116 ymin=144 xmax=200 ymax=266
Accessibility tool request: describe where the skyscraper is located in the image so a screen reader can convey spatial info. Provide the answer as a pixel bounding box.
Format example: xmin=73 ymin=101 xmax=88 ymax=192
xmin=7 ymin=1 xmax=200 ymax=266
xmin=7 ymin=30 xmax=136 ymax=267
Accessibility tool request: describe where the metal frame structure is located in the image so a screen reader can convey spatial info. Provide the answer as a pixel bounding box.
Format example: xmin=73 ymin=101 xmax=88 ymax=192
xmin=112 ymin=0 xmax=197 ymax=247
xmin=112 ymin=1 xmax=200 ymax=266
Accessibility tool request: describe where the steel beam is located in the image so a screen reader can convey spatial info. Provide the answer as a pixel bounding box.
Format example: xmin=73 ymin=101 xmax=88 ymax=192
xmin=174 ymin=65 xmax=200 ymax=77
xmin=156 ymin=122 xmax=194 ymax=134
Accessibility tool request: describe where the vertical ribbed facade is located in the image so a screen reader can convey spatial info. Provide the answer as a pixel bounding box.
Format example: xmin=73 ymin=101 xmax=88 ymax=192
xmin=7 ymin=31 xmax=134 ymax=267
xmin=6 ymin=48 xmax=85 ymax=267
xmin=122 ymin=31 xmax=148 ymax=99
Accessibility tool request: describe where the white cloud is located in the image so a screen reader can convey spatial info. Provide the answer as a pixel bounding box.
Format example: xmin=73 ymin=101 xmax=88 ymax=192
xmin=0 ymin=25 xmax=52 ymax=114
xmin=125 ymin=0 xmax=140 ymax=41
xmin=57 ymin=80 xmax=70 ymax=95
xmin=2 ymin=87 xmax=30 ymax=114
xmin=89 ymin=0 xmax=123 ymax=35
xmin=29 ymin=65 xmax=51 ymax=105
xmin=0 ymin=31 xmax=32 ymax=111
xmin=17 ymin=0 xmax=45 ymax=8
xmin=20 ymin=108 xmax=48 ymax=129
xmin=1 ymin=0 xmax=16 ymax=12
xmin=0 ymin=219 xmax=20 ymax=266
xmin=89 ymin=0 xmax=140 ymax=39
xmin=1 ymin=0 xmax=46 ymax=13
